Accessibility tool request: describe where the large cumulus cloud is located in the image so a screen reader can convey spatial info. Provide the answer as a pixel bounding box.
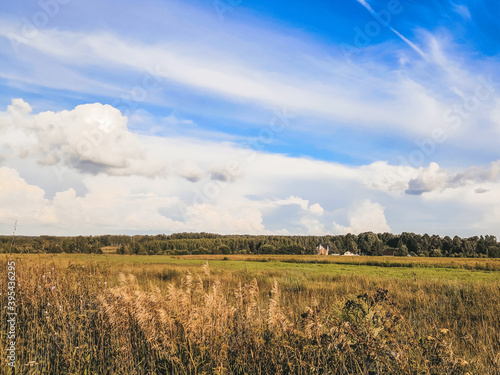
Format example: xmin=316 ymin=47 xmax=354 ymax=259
xmin=1 ymin=99 xmax=166 ymax=177
xmin=2 ymin=99 xmax=500 ymax=237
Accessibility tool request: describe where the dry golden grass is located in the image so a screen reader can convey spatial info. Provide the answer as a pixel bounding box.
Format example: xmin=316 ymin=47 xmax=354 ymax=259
xmin=1 ymin=254 xmax=499 ymax=374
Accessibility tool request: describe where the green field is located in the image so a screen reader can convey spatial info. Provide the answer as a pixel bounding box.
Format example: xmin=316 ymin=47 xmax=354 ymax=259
xmin=1 ymin=254 xmax=499 ymax=374
xmin=51 ymin=253 xmax=500 ymax=281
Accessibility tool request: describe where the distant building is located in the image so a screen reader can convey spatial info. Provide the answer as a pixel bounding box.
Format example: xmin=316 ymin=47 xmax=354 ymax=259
xmin=316 ymin=244 xmax=329 ymax=255
xmin=382 ymin=249 xmax=394 ymax=256
xmin=342 ymin=251 xmax=358 ymax=256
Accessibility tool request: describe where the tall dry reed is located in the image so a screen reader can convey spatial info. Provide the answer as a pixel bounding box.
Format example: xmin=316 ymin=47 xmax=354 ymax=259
xmin=0 ymin=255 xmax=498 ymax=374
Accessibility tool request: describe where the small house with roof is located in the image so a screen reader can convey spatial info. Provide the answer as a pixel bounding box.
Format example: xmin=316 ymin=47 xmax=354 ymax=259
xmin=316 ymin=244 xmax=329 ymax=255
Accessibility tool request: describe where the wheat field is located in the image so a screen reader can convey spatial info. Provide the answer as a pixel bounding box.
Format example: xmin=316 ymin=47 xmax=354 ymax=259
xmin=1 ymin=254 xmax=499 ymax=374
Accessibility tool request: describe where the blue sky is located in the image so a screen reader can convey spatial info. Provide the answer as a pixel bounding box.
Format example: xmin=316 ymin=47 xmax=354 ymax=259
xmin=0 ymin=0 xmax=499 ymax=237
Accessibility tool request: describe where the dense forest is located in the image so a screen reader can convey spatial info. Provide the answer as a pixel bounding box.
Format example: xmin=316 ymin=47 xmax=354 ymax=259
xmin=1 ymin=232 xmax=500 ymax=258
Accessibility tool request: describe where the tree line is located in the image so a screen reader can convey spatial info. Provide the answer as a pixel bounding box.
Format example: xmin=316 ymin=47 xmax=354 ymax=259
xmin=1 ymin=232 xmax=500 ymax=258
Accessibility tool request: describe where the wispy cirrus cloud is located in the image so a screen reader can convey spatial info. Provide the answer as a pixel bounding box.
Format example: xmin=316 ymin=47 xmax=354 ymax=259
xmin=0 ymin=9 xmax=493 ymax=145
xmin=355 ymin=0 xmax=428 ymax=60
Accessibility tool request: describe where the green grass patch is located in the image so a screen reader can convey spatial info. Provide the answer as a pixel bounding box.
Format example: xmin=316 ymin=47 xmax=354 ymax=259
xmin=22 ymin=254 xmax=500 ymax=282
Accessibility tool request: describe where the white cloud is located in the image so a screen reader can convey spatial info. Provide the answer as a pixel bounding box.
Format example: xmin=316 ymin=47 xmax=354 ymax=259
xmin=0 ymin=167 xmax=56 ymax=225
xmin=176 ymin=161 xmax=204 ymax=182
xmin=0 ymin=170 xmax=186 ymax=235
xmin=2 ymin=99 xmax=500 ymax=237
xmin=300 ymin=217 xmax=327 ymax=235
xmin=333 ymin=200 xmax=391 ymax=235
xmin=0 ymin=99 xmax=166 ymax=177
xmin=183 ymin=203 xmax=266 ymax=234
xmin=163 ymin=113 xmax=195 ymax=128
xmin=361 ymin=161 xmax=416 ymax=193
xmin=209 ymin=164 xmax=244 ymax=182
xmin=271 ymin=196 xmax=310 ymax=211
xmin=406 ymin=162 xmax=448 ymax=195
xmin=8 ymin=98 xmax=32 ymax=116
xmin=489 ymin=99 xmax=500 ymax=134
xmin=405 ymin=161 xmax=500 ymax=195
xmin=0 ymin=23 xmax=476 ymax=140
xmin=452 ymin=3 xmax=471 ymax=20
xmin=309 ymin=203 xmax=324 ymax=216
xmin=449 ymin=160 xmax=500 ymax=187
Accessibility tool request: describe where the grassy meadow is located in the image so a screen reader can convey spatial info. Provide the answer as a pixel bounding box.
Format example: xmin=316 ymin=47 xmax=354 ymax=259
xmin=1 ymin=254 xmax=500 ymax=374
